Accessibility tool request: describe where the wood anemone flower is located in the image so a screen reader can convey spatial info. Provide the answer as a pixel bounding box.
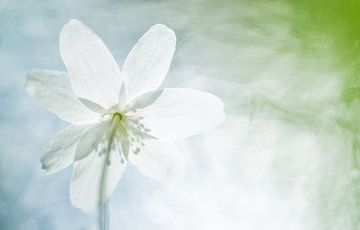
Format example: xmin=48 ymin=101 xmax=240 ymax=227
xmin=24 ymin=19 xmax=225 ymax=213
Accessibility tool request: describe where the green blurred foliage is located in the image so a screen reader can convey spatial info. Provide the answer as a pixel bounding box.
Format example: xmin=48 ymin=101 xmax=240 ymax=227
xmin=288 ymin=0 xmax=360 ymax=130
xmin=287 ymin=0 xmax=360 ymax=226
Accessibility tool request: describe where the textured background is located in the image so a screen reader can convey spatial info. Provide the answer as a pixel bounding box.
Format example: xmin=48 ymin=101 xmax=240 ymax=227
xmin=1 ymin=0 xmax=359 ymax=229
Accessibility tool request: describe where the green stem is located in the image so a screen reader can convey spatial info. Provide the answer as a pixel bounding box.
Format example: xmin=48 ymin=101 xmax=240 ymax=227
xmin=99 ymin=200 xmax=110 ymax=230
xmin=98 ymin=114 xmax=121 ymax=230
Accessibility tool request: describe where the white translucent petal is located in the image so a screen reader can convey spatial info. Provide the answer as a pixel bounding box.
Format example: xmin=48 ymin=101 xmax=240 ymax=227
xmin=74 ymin=120 xmax=110 ymax=161
xmin=78 ymin=98 xmax=107 ymax=115
xmin=122 ymin=24 xmax=176 ymax=101
xmin=130 ymin=88 xmax=225 ymax=141
xmin=129 ymin=140 xmax=186 ymax=184
xmin=70 ymin=136 xmax=126 ymax=213
xmin=60 ymin=19 xmax=122 ymax=109
xmin=24 ymin=69 xmax=100 ymax=125
xmin=118 ymin=123 xmax=130 ymax=159
xmin=118 ymin=83 xmax=127 ymax=110
xmin=41 ymin=125 xmax=90 ymax=174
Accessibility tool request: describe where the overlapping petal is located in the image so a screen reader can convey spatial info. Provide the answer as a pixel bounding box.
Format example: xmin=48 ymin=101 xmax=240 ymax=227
xmin=122 ymin=24 xmax=176 ymax=101
xmin=74 ymin=120 xmax=110 ymax=161
xmin=60 ymin=19 xmax=122 ymax=108
xmin=41 ymin=125 xmax=90 ymax=174
xmin=130 ymin=88 xmax=225 ymax=141
xmin=24 ymin=69 xmax=100 ymax=124
xmin=129 ymin=140 xmax=186 ymax=184
xmin=70 ymin=136 xmax=127 ymax=213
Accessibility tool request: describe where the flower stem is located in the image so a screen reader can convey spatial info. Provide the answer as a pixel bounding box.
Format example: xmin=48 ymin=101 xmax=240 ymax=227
xmin=98 ymin=200 xmax=110 ymax=230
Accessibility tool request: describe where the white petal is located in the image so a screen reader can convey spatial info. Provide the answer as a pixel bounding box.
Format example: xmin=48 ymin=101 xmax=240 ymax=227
xmin=41 ymin=125 xmax=90 ymax=174
xmin=118 ymin=123 xmax=130 ymax=159
xmin=122 ymin=24 xmax=176 ymax=101
xmin=74 ymin=120 xmax=110 ymax=161
xmin=129 ymin=140 xmax=186 ymax=184
xmin=130 ymin=88 xmax=225 ymax=141
xmin=70 ymin=138 xmax=126 ymax=213
xmin=118 ymin=83 xmax=126 ymax=110
xmin=60 ymin=19 xmax=122 ymax=108
xmin=24 ymin=69 xmax=100 ymax=125
xmin=78 ymin=98 xmax=107 ymax=115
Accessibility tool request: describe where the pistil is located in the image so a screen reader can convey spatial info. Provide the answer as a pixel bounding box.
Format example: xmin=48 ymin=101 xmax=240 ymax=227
xmin=112 ymin=112 xmax=123 ymax=122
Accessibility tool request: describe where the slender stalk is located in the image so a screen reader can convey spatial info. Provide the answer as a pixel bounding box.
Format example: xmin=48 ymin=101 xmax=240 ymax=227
xmin=98 ymin=114 xmax=120 ymax=230
xmin=98 ymin=200 xmax=110 ymax=230
xmin=97 ymin=146 xmax=110 ymax=230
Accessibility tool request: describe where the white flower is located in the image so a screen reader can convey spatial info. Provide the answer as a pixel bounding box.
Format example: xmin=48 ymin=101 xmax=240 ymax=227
xmin=24 ymin=19 xmax=225 ymax=213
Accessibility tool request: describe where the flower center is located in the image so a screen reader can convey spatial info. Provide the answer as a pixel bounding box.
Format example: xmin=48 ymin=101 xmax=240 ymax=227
xmin=107 ymin=110 xmax=154 ymax=156
xmin=112 ymin=112 xmax=123 ymax=122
